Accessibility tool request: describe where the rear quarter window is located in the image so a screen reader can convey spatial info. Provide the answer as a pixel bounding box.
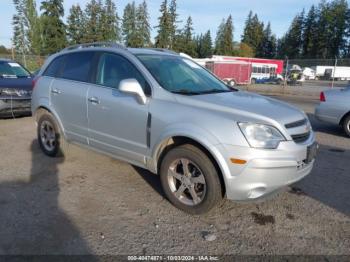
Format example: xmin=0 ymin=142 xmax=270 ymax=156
xmin=43 ymin=56 xmax=65 ymax=77
xmin=60 ymin=51 xmax=95 ymax=82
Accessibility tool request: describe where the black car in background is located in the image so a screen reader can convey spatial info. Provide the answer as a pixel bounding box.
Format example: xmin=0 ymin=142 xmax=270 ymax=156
xmin=0 ymin=59 xmax=33 ymax=117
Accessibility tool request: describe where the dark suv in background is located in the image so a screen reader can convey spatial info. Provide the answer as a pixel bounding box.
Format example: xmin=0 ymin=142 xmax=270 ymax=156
xmin=0 ymin=59 xmax=33 ymax=117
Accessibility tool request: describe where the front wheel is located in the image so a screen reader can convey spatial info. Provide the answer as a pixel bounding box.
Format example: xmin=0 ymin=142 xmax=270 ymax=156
xmin=160 ymin=144 xmax=223 ymax=214
xmin=343 ymin=115 xmax=350 ymax=137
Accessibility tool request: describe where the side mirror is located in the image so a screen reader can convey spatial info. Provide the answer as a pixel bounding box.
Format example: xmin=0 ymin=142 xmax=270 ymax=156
xmin=119 ymin=78 xmax=147 ymax=105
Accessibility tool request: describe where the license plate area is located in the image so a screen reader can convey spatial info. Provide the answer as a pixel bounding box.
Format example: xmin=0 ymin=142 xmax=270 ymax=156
xmin=305 ymin=142 xmax=318 ymax=164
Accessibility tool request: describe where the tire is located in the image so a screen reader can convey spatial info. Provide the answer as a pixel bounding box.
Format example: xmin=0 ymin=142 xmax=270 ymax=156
xmin=251 ymin=78 xmax=256 ymax=85
xmin=159 ymin=144 xmax=223 ymax=214
xmin=228 ymin=79 xmax=236 ymax=87
xmin=37 ymin=110 xmax=68 ymax=157
xmin=342 ymin=114 xmax=350 ymax=137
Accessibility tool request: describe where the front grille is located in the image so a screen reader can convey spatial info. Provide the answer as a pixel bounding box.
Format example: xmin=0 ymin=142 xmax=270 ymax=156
xmin=291 ymin=132 xmax=310 ymax=143
xmin=285 ymin=118 xmax=307 ymax=129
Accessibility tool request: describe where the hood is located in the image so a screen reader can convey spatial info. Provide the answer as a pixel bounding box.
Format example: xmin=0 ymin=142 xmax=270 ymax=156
xmin=175 ymin=91 xmax=306 ymax=126
xmin=0 ymin=77 xmax=33 ymax=91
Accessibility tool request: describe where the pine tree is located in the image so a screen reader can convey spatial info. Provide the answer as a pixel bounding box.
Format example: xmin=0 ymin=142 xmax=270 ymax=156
xmin=122 ymin=2 xmax=139 ymax=47
xmin=25 ymin=0 xmax=41 ymax=55
xmin=281 ymin=11 xmax=304 ymax=59
xmin=40 ymin=0 xmax=66 ymax=54
xmin=241 ymin=11 xmax=264 ymax=56
xmin=214 ymin=19 xmax=225 ymax=54
xmin=222 ymin=15 xmax=234 ymax=55
xmin=67 ymin=4 xmax=84 ymax=45
xmin=155 ymin=0 xmax=171 ymax=48
xmin=136 ymin=0 xmax=151 ymax=47
xmin=83 ymin=0 xmax=104 ymax=43
xmin=260 ymin=22 xmax=277 ymax=58
xmin=101 ymin=0 xmax=121 ymax=42
xmin=12 ymin=0 xmax=29 ymax=56
xmin=196 ymin=30 xmax=213 ymax=58
xmin=302 ymin=5 xmax=318 ymax=58
xmin=168 ymin=0 xmax=178 ymax=49
xmin=175 ymin=16 xmax=196 ymax=56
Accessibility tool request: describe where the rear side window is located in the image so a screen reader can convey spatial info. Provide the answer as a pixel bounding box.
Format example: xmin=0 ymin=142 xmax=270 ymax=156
xmin=43 ymin=56 xmax=65 ymax=77
xmin=60 ymin=52 xmax=95 ymax=82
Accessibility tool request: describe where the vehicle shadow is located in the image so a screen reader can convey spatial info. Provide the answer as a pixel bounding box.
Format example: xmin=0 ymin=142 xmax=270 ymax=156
xmin=0 ymin=139 xmax=95 ymax=255
xmin=307 ymin=112 xmax=348 ymax=138
xmin=132 ymin=166 xmax=166 ymax=198
xmin=293 ymin=143 xmax=350 ymax=216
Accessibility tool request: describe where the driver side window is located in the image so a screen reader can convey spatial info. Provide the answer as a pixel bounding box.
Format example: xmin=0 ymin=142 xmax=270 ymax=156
xmin=96 ymin=53 xmax=151 ymax=95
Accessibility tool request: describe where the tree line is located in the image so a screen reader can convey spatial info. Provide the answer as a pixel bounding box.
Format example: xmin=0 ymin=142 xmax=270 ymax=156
xmin=11 ymin=0 xmax=350 ymax=59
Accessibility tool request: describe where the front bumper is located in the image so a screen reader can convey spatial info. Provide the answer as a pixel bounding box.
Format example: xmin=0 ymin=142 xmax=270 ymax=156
xmin=216 ymin=132 xmax=316 ymax=201
xmin=0 ymin=97 xmax=32 ymax=116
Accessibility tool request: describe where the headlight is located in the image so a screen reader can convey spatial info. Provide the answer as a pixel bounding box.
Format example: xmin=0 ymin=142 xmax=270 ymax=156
xmin=238 ymin=122 xmax=285 ymax=149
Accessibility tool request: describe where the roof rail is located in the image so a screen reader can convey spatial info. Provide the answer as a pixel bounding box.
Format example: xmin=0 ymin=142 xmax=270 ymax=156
xmin=62 ymin=42 xmax=126 ymax=52
xmin=144 ymin=48 xmax=178 ymax=55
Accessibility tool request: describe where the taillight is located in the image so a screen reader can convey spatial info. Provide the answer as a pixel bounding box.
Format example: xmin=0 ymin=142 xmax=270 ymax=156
xmin=32 ymin=77 xmax=39 ymax=89
xmin=320 ymin=91 xmax=326 ymax=102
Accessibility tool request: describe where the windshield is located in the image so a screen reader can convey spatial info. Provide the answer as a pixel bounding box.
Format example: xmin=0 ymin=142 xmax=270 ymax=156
xmin=136 ymin=54 xmax=234 ymax=95
xmin=0 ymin=61 xmax=31 ymax=78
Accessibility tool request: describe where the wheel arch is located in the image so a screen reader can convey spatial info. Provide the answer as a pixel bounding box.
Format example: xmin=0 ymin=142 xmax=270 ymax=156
xmin=152 ymin=135 xmax=228 ymax=196
xmin=33 ymin=105 xmax=66 ymax=139
xmin=339 ymin=111 xmax=350 ymax=126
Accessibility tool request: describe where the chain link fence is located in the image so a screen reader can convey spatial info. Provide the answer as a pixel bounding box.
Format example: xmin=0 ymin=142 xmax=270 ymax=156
xmin=0 ymin=53 xmax=46 ymax=72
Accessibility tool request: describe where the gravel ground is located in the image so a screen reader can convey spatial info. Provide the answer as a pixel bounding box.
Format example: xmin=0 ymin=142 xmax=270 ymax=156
xmin=0 ymin=95 xmax=349 ymax=256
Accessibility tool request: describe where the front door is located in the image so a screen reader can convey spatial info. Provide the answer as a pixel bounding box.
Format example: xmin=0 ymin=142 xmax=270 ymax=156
xmin=87 ymin=52 xmax=151 ymax=165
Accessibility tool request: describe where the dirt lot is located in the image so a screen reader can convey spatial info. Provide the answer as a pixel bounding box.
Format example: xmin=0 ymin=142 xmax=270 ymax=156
xmin=0 ymin=95 xmax=349 ymax=255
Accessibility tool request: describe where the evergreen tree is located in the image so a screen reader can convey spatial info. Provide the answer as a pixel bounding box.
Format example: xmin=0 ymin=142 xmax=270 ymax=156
xmin=175 ymin=16 xmax=196 ymax=56
xmin=122 ymin=2 xmax=139 ymax=46
xmin=101 ymin=0 xmax=121 ymax=42
xmin=155 ymin=0 xmax=171 ymax=48
xmin=12 ymin=0 xmax=29 ymax=55
xmin=25 ymin=0 xmax=41 ymax=55
xmin=260 ymin=22 xmax=277 ymax=58
xmin=40 ymin=0 xmax=66 ymax=54
xmin=67 ymin=4 xmax=84 ymax=45
xmin=136 ymin=0 xmax=151 ymax=47
xmin=83 ymin=0 xmax=104 ymax=43
xmin=196 ymin=30 xmax=213 ymax=58
xmin=302 ymin=5 xmax=318 ymax=57
xmin=215 ymin=15 xmax=234 ymax=55
xmin=168 ymin=0 xmax=179 ymax=49
xmin=241 ymin=11 xmax=264 ymax=56
xmin=280 ymin=11 xmax=304 ymax=59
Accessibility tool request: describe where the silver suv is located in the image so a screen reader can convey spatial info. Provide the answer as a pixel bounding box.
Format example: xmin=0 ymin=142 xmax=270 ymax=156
xmin=32 ymin=42 xmax=317 ymax=214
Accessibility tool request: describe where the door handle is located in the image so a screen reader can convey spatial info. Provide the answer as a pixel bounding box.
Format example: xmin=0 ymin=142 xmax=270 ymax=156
xmin=88 ymin=97 xmax=100 ymax=104
xmin=51 ymin=88 xmax=62 ymax=94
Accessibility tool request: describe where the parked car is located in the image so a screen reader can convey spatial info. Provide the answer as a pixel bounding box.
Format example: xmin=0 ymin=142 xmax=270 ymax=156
xmin=32 ymin=42 xmax=317 ymax=214
xmin=0 ymin=59 xmax=33 ymax=117
xmin=315 ymin=88 xmax=350 ymax=137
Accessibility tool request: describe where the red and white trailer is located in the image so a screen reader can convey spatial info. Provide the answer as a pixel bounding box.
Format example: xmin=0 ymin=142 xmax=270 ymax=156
xmin=205 ymin=60 xmax=251 ymax=86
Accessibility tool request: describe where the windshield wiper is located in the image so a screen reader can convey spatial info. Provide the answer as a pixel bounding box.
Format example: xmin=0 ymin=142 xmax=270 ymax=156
xmin=197 ymin=89 xmax=236 ymax=94
xmin=172 ymin=90 xmax=201 ymax=95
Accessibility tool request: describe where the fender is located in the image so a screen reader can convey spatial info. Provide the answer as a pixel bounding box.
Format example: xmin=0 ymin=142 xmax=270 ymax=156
xmin=148 ymin=123 xmax=232 ymax=189
xmin=33 ymin=97 xmax=67 ymax=140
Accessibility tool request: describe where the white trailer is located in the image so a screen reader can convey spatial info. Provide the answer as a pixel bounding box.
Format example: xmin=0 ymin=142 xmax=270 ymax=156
xmin=325 ymin=66 xmax=350 ymax=81
xmin=311 ymin=66 xmax=334 ymax=78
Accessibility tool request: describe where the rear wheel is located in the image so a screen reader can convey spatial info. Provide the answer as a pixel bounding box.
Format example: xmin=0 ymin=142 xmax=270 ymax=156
xmin=228 ymin=79 xmax=236 ymax=87
xmin=251 ymin=78 xmax=256 ymax=85
xmin=160 ymin=144 xmax=223 ymax=214
xmin=37 ymin=111 xmax=67 ymax=157
xmin=342 ymin=115 xmax=350 ymax=137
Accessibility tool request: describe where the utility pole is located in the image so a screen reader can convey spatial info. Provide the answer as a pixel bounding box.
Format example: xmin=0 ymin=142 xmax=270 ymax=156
xmin=284 ymin=57 xmax=289 ymax=87
xmin=331 ymin=56 xmax=337 ymax=89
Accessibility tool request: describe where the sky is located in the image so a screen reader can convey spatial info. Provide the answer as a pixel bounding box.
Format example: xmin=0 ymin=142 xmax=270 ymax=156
xmin=0 ymin=0 xmax=322 ymax=48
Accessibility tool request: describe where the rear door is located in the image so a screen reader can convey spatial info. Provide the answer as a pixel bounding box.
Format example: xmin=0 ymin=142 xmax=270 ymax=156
xmin=87 ymin=52 xmax=151 ymax=165
xmin=50 ymin=51 xmax=96 ymax=144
